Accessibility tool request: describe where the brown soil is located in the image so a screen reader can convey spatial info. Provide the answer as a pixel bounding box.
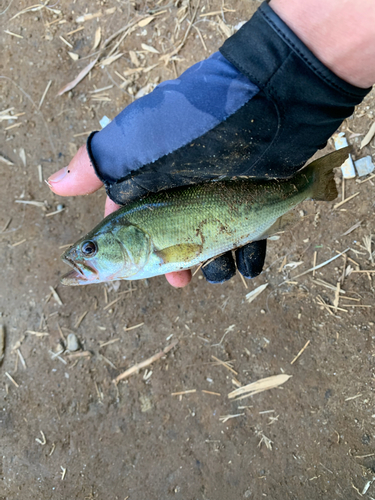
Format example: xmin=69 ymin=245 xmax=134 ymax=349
xmin=1 ymin=1 xmax=375 ymax=499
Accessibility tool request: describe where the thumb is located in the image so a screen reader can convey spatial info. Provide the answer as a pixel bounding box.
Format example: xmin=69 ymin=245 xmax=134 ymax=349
xmin=47 ymin=144 xmax=103 ymax=196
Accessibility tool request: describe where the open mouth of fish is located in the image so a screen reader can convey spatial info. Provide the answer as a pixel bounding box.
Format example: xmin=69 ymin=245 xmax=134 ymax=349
xmin=61 ymin=257 xmax=98 ymax=284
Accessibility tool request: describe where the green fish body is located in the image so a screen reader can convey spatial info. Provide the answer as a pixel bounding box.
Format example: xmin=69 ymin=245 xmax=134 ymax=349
xmin=61 ymin=148 xmax=349 ymax=285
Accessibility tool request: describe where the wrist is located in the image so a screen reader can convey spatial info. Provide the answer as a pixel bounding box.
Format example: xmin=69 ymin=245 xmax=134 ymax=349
xmin=270 ymin=0 xmax=375 ymax=88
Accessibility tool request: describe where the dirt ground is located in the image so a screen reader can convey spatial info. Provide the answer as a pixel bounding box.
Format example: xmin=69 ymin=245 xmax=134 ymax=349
xmin=1 ymin=0 xmax=375 ymax=499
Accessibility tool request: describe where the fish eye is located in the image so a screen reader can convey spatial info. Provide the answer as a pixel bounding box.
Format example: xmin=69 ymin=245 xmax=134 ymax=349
xmin=81 ymin=240 xmax=97 ymax=256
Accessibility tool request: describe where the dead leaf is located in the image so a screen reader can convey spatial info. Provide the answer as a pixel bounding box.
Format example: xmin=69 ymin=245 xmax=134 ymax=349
xmin=138 ymin=16 xmax=155 ymax=27
xmin=76 ymin=11 xmax=102 ymax=23
xmin=0 ymin=154 xmax=14 ymax=166
xmin=100 ymin=53 xmax=123 ymax=66
xmin=129 ymin=50 xmax=140 ymax=67
xmin=92 ymin=27 xmax=101 ymax=50
xmin=57 ymin=59 xmax=98 ymax=95
xmin=68 ymin=51 xmax=79 ymax=61
xmin=245 ymin=283 xmax=268 ymax=304
xmin=19 ymin=148 xmax=26 ymax=167
xmin=141 ymin=43 xmax=159 ymax=54
xmin=228 ymin=374 xmax=292 ymax=401
xmin=360 ymin=122 xmax=375 ymax=149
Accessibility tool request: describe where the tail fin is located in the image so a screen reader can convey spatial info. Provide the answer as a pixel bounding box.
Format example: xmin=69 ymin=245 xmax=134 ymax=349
xmin=305 ymin=146 xmax=351 ymax=201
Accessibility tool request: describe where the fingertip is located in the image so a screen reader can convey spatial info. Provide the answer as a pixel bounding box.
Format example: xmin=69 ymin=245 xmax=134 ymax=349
xmin=48 ymin=144 xmax=103 ymax=196
xmin=165 ymin=270 xmax=192 ymax=288
xmin=104 ymin=196 xmax=121 ymax=217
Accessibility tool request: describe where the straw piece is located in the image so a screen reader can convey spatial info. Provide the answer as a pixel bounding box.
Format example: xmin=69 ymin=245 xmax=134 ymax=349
xmin=113 ymin=340 xmax=178 ymax=383
xmin=228 ymin=374 xmax=292 ymax=401
xmin=290 ymin=340 xmax=310 ymax=365
xmin=57 ymin=58 xmax=98 ymax=95
xmin=289 ymin=248 xmax=349 ymax=280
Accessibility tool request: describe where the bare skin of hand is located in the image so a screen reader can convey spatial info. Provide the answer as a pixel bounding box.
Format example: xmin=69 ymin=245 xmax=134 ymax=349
xmin=48 ymin=145 xmax=192 ymax=288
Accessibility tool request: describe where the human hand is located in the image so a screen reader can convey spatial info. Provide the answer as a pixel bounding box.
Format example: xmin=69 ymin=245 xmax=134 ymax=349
xmin=50 ymin=1 xmax=371 ymax=289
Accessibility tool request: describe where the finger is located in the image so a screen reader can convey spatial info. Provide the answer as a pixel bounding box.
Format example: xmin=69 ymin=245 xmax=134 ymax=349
xmin=47 ymin=144 xmax=103 ymax=197
xmin=235 ymin=240 xmax=267 ymax=279
xmin=201 ymin=251 xmax=236 ymax=284
xmin=104 ymin=196 xmax=121 ymax=217
xmin=165 ymin=270 xmax=192 ymax=288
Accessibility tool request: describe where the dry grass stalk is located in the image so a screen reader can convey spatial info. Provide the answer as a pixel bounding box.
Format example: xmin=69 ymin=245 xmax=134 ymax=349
xmin=11 ymin=238 xmax=26 ymax=247
xmin=316 ymin=295 xmax=347 ymax=313
xmin=59 ymin=35 xmax=73 ymax=49
xmin=239 ymin=272 xmax=248 ymax=289
xmin=193 ymin=25 xmax=207 ymax=51
xmin=75 ymin=310 xmax=88 ymax=329
xmin=0 ymin=325 xmax=5 ymax=364
xmin=202 ymin=390 xmax=221 ymax=396
xmin=100 ymin=354 xmax=117 ymax=369
xmin=171 ymin=389 xmax=196 ymax=396
xmin=35 ymin=430 xmax=46 ymax=445
xmin=10 ymin=3 xmax=61 ymax=21
xmin=4 ymin=30 xmax=23 ymax=38
xmin=103 ymin=289 xmax=136 ymax=310
xmin=192 ymin=262 xmax=203 ymax=276
xmin=341 ymin=220 xmax=362 ymax=236
xmin=211 ymin=355 xmax=238 ymax=375
xmin=245 ymin=283 xmax=268 ymax=304
xmin=219 ymin=413 xmax=244 ymax=423
xmin=5 ymin=372 xmax=19 ymax=388
xmin=278 ymin=255 xmax=287 ymax=273
xmin=216 ymin=16 xmax=233 ymax=38
xmin=113 ymin=340 xmax=178 ymax=383
xmin=99 ymin=338 xmax=119 ymax=347
xmin=257 ymin=431 xmax=273 ymax=450
xmin=362 ymin=235 xmax=374 ymax=263
xmin=345 ymin=393 xmax=362 ymax=401
xmin=66 ymin=351 xmax=91 ymax=360
xmin=123 ymin=322 xmax=144 ymax=332
xmin=57 ymin=58 xmax=98 ymax=95
xmin=66 ymin=26 xmax=84 ymax=35
xmin=333 ymin=192 xmax=359 ymax=209
xmin=228 ymin=374 xmax=292 ymax=401
xmin=17 ymin=349 xmax=26 ymax=369
xmin=0 ymin=154 xmax=14 ymax=166
xmin=357 ymin=173 xmax=375 ymax=184
xmin=333 ymin=281 xmax=341 ymax=312
xmin=5 ymin=122 xmax=22 ymax=130
xmin=290 ymin=248 xmax=349 ymax=280
xmin=290 ymin=340 xmax=310 ymax=365
xmin=199 ymin=8 xmax=235 ymax=17
xmin=26 ymin=330 xmax=49 ymax=337
xmin=312 ymin=251 xmax=317 ymax=276
xmin=49 ymin=286 xmax=63 ymax=306
xmin=311 ymin=277 xmax=346 ymax=294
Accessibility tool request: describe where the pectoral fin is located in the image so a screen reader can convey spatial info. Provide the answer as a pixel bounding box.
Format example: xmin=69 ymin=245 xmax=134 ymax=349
xmin=155 ymin=243 xmax=202 ymax=264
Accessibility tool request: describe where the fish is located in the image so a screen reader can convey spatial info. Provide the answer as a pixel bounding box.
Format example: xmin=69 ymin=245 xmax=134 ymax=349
xmin=61 ymin=147 xmax=350 ymax=285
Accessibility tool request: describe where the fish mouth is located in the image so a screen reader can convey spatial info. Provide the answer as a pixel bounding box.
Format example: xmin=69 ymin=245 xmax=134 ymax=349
xmin=61 ymin=257 xmax=98 ymax=286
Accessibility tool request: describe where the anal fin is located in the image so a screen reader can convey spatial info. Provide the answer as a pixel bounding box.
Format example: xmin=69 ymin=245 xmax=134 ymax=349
xmin=259 ymin=212 xmax=297 ymax=240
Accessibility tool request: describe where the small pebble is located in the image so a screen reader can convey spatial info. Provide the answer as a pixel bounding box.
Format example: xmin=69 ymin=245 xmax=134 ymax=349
xmin=67 ymin=333 xmax=79 ymax=352
xmin=57 ymin=204 xmax=64 ymax=211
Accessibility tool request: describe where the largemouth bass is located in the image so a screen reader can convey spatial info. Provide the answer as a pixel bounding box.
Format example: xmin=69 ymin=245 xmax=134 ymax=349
xmin=61 ymin=148 xmax=350 ymax=285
